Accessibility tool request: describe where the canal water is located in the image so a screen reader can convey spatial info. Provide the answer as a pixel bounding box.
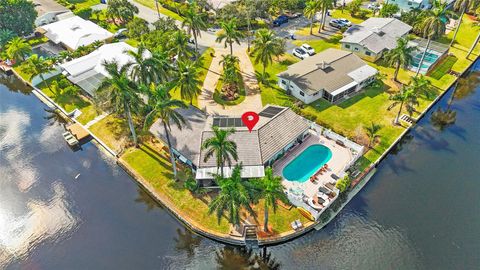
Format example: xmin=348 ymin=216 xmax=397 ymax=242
xmin=1 ymin=60 xmax=479 ymax=270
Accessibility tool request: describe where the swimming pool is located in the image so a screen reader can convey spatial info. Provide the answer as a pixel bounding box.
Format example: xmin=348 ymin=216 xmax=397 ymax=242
xmin=410 ymin=50 xmax=441 ymax=73
xmin=283 ymin=144 xmax=332 ymax=182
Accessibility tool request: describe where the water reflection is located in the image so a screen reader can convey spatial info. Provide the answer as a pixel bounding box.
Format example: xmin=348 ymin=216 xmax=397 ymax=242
xmin=173 ymin=228 xmax=201 ymax=258
xmin=134 ymin=187 xmax=164 ymax=211
xmin=214 ymin=246 xmax=281 ymax=270
xmin=430 ymin=108 xmax=456 ymax=131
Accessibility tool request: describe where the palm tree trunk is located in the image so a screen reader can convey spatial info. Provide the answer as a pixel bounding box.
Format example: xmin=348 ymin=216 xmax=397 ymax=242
xmin=415 ymin=37 xmax=431 ymax=77
xmin=194 ymin=31 xmax=199 ymax=53
xmin=394 ymin=61 xmax=400 ymax=82
xmin=263 ymin=205 xmax=269 ymax=232
xmin=229 ymin=42 xmax=233 ymax=56
xmin=449 ymin=7 xmax=465 ymax=49
xmin=163 ymin=122 xmax=178 ymax=179
xmin=321 ymin=8 xmax=327 ymax=30
xmin=395 ymin=100 xmax=404 ymax=125
xmin=247 ymin=10 xmax=252 ymax=51
xmin=40 ymin=74 xmax=52 ymax=93
xmin=125 ymin=103 xmax=138 ymax=147
xmin=467 ymin=32 xmax=480 ymax=59
xmin=310 ymin=16 xmax=314 ymax=35
xmin=154 ymin=0 xmax=161 ymax=19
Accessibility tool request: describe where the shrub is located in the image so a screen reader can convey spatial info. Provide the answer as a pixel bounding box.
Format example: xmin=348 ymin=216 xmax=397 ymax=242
xmin=58 ymin=78 xmax=70 ymax=89
xmin=75 ymin=8 xmax=92 ymax=19
xmin=335 ymin=175 xmax=351 ymax=193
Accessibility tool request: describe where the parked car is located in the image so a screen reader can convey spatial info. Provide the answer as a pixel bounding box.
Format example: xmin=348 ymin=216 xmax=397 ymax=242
xmin=301 ymin=44 xmax=315 ymax=56
xmin=292 ymin=48 xmax=310 ymax=60
xmin=337 ymin=18 xmax=352 ymax=27
xmin=367 ymin=3 xmax=380 ymax=10
xmin=329 ymin=19 xmax=345 ymax=29
xmin=113 ymin=28 xmax=127 ymax=38
xmin=286 ymin=12 xmax=302 ymax=19
xmin=273 ymin=15 xmax=289 ymax=26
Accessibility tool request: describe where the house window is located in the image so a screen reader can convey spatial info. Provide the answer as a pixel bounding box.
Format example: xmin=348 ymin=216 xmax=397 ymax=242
xmin=345 ymin=44 xmax=351 ymax=49
xmin=299 ymin=91 xmax=305 ymax=96
xmin=365 ymin=51 xmax=371 ymax=56
xmin=354 ymin=47 xmax=359 ymax=51
xmin=313 ymin=92 xmax=319 ymax=96
xmin=408 ymin=1 xmax=412 ymax=5
xmin=281 ymin=80 xmax=286 ymax=85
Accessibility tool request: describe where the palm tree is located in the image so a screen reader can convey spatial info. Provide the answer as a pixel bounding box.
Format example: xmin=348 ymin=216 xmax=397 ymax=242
xmin=410 ymin=75 xmax=433 ymax=98
xmin=254 ymin=167 xmax=288 ymax=232
xmin=390 ymin=86 xmax=419 ymax=125
xmin=430 ymin=107 xmax=456 ymax=131
xmin=182 ymin=3 xmax=208 ymax=53
xmin=415 ymin=0 xmax=453 ymax=76
xmin=124 ymin=45 xmax=171 ymax=85
xmin=364 ymin=122 xmax=382 ymax=148
xmin=175 ymin=60 xmax=201 ymax=105
xmin=143 ymin=84 xmax=187 ymax=179
xmin=171 ymin=30 xmax=193 ymax=61
xmin=304 ymin=0 xmax=321 ymax=35
xmin=208 ymin=164 xmax=256 ymax=226
xmin=383 ymin=37 xmax=414 ymax=82
xmin=319 ymin=0 xmax=334 ymax=31
xmin=0 ymin=29 xmax=15 ymax=48
xmin=450 ymin=0 xmax=476 ymax=48
xmin=23 ymin=54 xmax=54 ymax=92
xmin=467 ymin=21 xmax=480 ymax=58
xmin=252 ymin=29 xmax=282 ymax=77
xmin=6 ymin=37 xmax=32 ymax=62
xmin=201 ymin=126 xmax=238 ymax=178
xmin=216 ymin=18 xmax=245 ymax=56
xmin=98 ymin=60 xmax=142 ymax=146
xmin=219 ymin=54 xmax=240 ymax=85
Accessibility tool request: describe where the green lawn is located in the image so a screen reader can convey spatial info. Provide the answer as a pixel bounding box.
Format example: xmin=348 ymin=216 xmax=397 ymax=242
xmin=121 ymin=142 xmax=308 ymax=236
xmin=170 ymin=48 xmax=214 ymax=107
xmin=330 ymin=8 xmax=372 ymax=24
xmin=89 ymin=114 xmax=129 ymax=152
xmin=133 ymin=0 xmax=184 ymax=21
xmin=292 ymin=34 xmax=342 ymax=53
xmin=61 ymin=0 xmax=99 ymax=10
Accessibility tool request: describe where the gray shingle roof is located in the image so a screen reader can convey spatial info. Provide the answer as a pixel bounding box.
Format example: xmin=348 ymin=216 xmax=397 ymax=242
xmin=277 ymin=48 xmax=370 ymax=95
xmin=341 ymin=18 xmax=412 ymax=53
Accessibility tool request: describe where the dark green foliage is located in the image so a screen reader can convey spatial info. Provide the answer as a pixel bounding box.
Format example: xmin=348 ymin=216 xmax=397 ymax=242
xmin=74 ymin=7 xmax=92 ymax=19
xmin=126 ymin=17 xmax=150 ymax=40
xmin=0 ymin=0 xmax=37 ymax=36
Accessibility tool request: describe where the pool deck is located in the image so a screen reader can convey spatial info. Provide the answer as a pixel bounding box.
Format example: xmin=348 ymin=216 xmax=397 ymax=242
xmin=273 ymin=131 xmax=353 ymax=198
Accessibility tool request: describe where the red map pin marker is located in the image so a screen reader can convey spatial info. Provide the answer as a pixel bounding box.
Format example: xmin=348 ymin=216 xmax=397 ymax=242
xmin=241 ymin=111 xmax=259 ymax=132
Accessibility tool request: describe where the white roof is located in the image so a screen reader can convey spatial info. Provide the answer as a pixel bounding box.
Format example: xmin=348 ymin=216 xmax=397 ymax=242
xmin=60 ymin=42 xmax=142 ymax=78
xmin=41 ymin=16 xmax=113 ymax=50
xmin=195 ymin=166 xmax=265 ymax=180
xmin=347 ymin=65 xmax=378 ymax=83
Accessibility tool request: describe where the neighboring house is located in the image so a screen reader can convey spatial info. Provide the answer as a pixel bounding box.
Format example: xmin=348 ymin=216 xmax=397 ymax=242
xmin=33 ymin=0 xmax=74 ymax=26
xmin=39 ymin=16 xmax=114 ymax=51
xmin=340 ymin=18 xmax=412 ymax=62
xmin=277 ymin=48 xmax=378 ymax=104
xmin=388 ymin=0 xmax=455 ymax=12
xmin=60 ymin=42 xmax=146 ymax=96
xmin=149 ymin=105 xmax=311 ymax=185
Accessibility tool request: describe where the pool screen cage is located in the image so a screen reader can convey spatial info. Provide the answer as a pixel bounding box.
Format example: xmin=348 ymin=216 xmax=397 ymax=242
xmin=409 ymin=38 xmax=449 ymax=57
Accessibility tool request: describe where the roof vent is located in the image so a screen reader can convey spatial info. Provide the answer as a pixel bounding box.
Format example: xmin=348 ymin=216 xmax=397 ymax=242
xmin=317 ymin=61 xmax=332 ymax=72
xmin=70 ymin=25 xmax=81 ymax=31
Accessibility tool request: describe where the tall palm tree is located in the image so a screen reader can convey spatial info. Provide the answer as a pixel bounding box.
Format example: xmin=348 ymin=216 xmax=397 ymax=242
xmin=450 ymin=0 xmax=476 ymax=48
xmin=216 ymin=18 xmax=245 ymax=56
xmin=467 ymin=21 xmax=480 ymax=58
xmin=182 ymin=3 xmax=208 ymax=53
xmin=202 ymin=126 xmax=238 ymax=178
xmin=98 ymin=60 xmax=142 ymax=146
xmin=6 ymin=37 xmax=32 ymax=62
xmin=410 ymin=75 xmax=433 ymax=98
xmin=124 ymin=45 xmax=171 ymax=85
xmin=0 ymin=29 xmax=15 ymax=48
xmin=254 ymin=167 xmax=288 ymax=232
xmin=175 ymin=60 xmax=201 ymax=105
xmin=143 ymin=83 xmax=187 ymax=179
xmin=383 ymin=37 xmax=414 ymax=82
xmin=415 ymin=0 xmax=453 ymax=76
xmin=208 ymin=164 xmax=256 ymax=226
xmin=23 ymin=54 xmax=54 ymax=92
xmin=390 ymin=86 xmax=419 ymax=125
xmin=364 ymin=122 xmax=382 ymax=148
xmin=319 ymin=0 xmax=334 ymax=31
xmin=304 ymin=0 xmax=321 ymax=35
xmin=171 ymin=30 xmax=193 ymax=61
xmin=219 ymin=54 xmax=240 ymax=85
xmin=252 ymin=29 xmax=282 ymax=77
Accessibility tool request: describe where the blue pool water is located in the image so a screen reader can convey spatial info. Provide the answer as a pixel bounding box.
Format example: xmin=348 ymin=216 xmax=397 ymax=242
xmin=283 ymin=144 xmax=332 ymax=182
xmin=411 ymin=51 xmax=440 ymax=69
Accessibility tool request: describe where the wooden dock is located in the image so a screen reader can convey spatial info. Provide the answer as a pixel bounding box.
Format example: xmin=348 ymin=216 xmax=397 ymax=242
xmin=67 ymin=123 xmax=90 ymax=141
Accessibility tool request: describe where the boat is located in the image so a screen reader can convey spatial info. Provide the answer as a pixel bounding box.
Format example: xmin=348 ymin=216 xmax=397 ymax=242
xmin=63 ymin=131 xmax=79 ymax=146
xmin=298 ymin=207 xmax=315 ymax=221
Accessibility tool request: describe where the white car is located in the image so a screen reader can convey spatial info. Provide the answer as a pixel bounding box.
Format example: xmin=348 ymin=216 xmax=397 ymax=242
xmin=338 ymin=18 xmax=352 ymax=27
xmin=367 ymin=3 xmax=380 ymax=10
xmin=292 ymin=48 xmax=310 ymax=60
xmin=301 ymin=44 xmax=315 ymax=56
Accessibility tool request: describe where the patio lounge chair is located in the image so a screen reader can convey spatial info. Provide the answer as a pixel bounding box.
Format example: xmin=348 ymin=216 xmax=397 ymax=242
xmin=325 ymin=182 xmax=336 ymax=191
xmin=295 ymin=219 xmax=303 ymax=229
xmin=318 ymin=186 xmax=331 ymax=194
xmin=291 ymin=221 xmax=299 ymax=230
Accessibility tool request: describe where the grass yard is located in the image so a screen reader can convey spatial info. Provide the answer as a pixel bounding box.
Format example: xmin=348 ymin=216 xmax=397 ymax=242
xmin=170 ymin=48 xmax=215 ymax=107
xmin=61 ymin=0 xmax=99 ymax=10
xmin=330 ymin=8 xmax=372 ymax=24
xmin=133 ymin=0 xmax=184 ymax=21
xmin=89 ymin=114 xmax=130 ymax=152
xmin=292 ymin=34 xmax=342 ymax=53
xmin=121 ymin=142 xmax=308 ymax=236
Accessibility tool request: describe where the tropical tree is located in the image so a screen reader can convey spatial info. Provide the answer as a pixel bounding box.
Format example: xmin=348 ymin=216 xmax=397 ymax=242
xmin=252 ymin=29 xmax=283 ymax=77
xmin=124 ymin=45 xmax=171 ymax=86
xmin=0 ymin=29 xmax=15 ymax=49
xmin=216 ymin=18 xmax=245 ymax=56
xmin=5 ymin=37 xmax=31 ymax=62
xmin=182 ymin=3 xmax=208 ymax=52
xmin=467 ymin=31 xmax=480 ymax=58
xmin=220 ymin=54 xmax=240 ymax=85
xmin=143 ymin=83 xmax=187 ymax=179
xmin=175 ymin=60 xmax=201 ymax=105
xmin=208 ymin=164 xmax=256 ymax=226
xmin=390 ymin=86 xmax=419 ymax=125
xmin=253 ymin=167 xmax=288 ymax=232
xmin=410 ymin=75 xmax=433 ymax=98
xmin=0 ymin=0 xmax=37 ymax=36
xmin=319 ymin=0 xmax=334 ymax=31
xmin=336 ymin=175 xmax=351 ymax=192
xmin=304 ymin=0 xmax=321 ymax=35
xmin=383 ymin=37 xmax=414 ymax=82
xmin=23 ymin=54 xmax=55 ymax=92
xmin=106 ymin=0 xmax=139 ymax=25
xmin=415 ymin=0 xmax=453 ymax=76
xmin=170 ymin=30 xmax=193 ymax=61
xmin=364 ymin=122 xmax=382 ymax=148
xmin=450 ymin=0 xmax=477 ymax=48
xmin=430 ymin=107 xmax=456 ymax=131
xmin=346 ymin=0 xmax=362 ymax=17
xmin=126 ymin=17 xmax=150 ymax=40
xmin=98 ymin=60 xmax=142 ymax=146
xmin=379 ymin=3 xmax=399 ymax=18
xmin=201 ymin=126 xmax=238 ymax=178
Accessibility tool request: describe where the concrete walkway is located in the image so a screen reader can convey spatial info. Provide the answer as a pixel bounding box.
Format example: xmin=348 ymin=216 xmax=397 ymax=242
xmin=198 ymin=48 xmax=262 ymax=116
xmin=84 ymin=113 xmax=109 ymax=128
